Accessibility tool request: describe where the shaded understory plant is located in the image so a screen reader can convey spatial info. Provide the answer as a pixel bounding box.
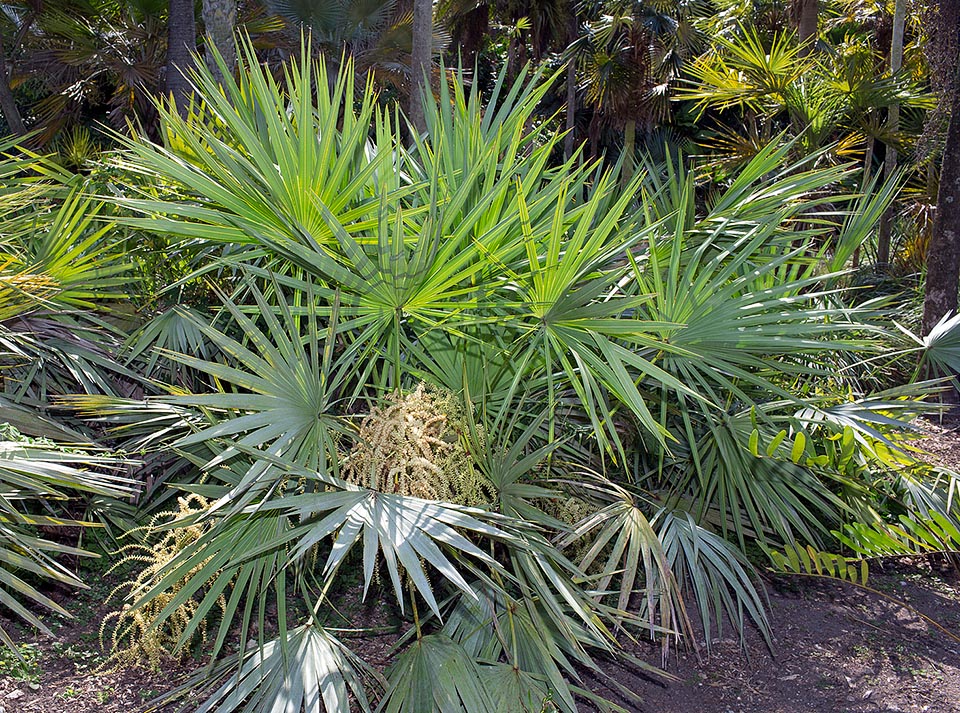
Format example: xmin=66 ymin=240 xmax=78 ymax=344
xmin=0 ymin=137 xmax=141 ymax=655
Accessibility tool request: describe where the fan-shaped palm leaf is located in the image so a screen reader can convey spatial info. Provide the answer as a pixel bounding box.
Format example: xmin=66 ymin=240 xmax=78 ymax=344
xmin=160 ymin=279 xmax=352 ymax=480
xmin=260 ymin=484 xmax=513 ymax=618
xmin=194 ymin=623 xmax=375 ymax=713
xmin=0 ymin=438 xmax=134 ymax=652
xmin=9 ymin=191 xmax=133 ymax=309
xmin=113 ymin=37 xmax=392 ymax=251
xmin=379 ymin=634 xmax=495 ymax=713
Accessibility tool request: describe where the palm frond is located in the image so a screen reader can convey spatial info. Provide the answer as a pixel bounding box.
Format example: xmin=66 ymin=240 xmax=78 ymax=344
xmin=193 ymin=623 xmax=377 ymax=713
xmin=379 ymin=634 xmax=495 ymax=713
xmin=0 ymin=436 xmax=134 ymax=651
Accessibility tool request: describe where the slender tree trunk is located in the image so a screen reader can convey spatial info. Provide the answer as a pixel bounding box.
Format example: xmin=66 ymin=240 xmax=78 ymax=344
xmin=506 ymin=35 xmax=519 ymax=86
xmin=876 ymin=0 xmax=907 ymax=268
xmin=863 ymin=134 xmax=876 ymax=184
xmin=409 ymin=0 xmax=432 ymax=135
xmin=563 ymin=12 xmax=578 ymax=162
xmin=588 ymin=113 xmax=601 ymax=160
xmin=166 ymin=0 xmax=197 ymax=116
xmin=0 ymin=32 xmax=24 ymax=136
xmin=922 ymin=65 xmax=960 ymax=338
xmin=794 ymin=0 xmax=818 ymax=56
xmin=621 ymin=119 xmax=636 ymax=186
xmin=202 ymin=0 xmax=237 ymax=86
xmin=564 ymin=58 xmax=577 ymax=161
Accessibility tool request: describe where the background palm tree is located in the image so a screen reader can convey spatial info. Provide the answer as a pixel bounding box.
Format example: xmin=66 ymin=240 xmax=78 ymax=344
xmin=0 ymin=0 xmax=170 ymax=142
xmin=574 ymin=0 xmax=702 ymax=168
xmin=166 ymin=0 xmax=196 ymax=113
xmin=681 ymin=23 xmax=932 ymax=172
xmin=922 ymin=0 xmax=960 ymax=345
xmin=875 ymin=0 xmax=907 ymax=266
xmin=202 ymin=0 xmax=238 ymax=84
xmin=0 ymin=0 xmax=35 ymax=136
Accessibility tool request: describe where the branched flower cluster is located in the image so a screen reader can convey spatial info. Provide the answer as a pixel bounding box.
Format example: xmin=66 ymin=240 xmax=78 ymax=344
xmin=100 ymin=494 xmax=224 ymax=670
xmin=342 ymin=383 xmax=491 ymax=505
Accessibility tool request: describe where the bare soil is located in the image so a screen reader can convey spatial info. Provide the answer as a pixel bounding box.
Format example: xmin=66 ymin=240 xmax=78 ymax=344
xmin=1 ymin=421 xmax=958 ymax=713
xmin=912 ymin=416 xmax=960 ymax=472
xmin=608 ymin=559 xmax=960 ymax=713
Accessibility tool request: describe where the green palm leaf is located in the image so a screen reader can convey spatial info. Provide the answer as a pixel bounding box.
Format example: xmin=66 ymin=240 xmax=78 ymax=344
xmin=195 ymin=624 xmax=375 ymax=713
xmin=112 ymin=37 xmax=391 ymax=250
xmin=654 ymin=510 xmax=770 ymax=651
xmin=261 ymin=485 xmax=511 ymax=617
xmin=560 ymin=479 xmax=688 ymax=645
xmin=479 ymin=664 xmax=556 ymax=713
xmin=11 ymin=191 xmax=133 ymax=309
xmin=160 ymin=280 xmax=352 ymax=481
xmin=378 ymin=634 xmax=495 ymax=713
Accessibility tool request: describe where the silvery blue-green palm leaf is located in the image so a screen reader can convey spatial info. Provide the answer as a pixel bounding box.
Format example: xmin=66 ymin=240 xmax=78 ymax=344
xmin=196 ymin=624 xmax=375 ymax=713
xmin=259 ymin=484 xmax=514 ymax=617
xmin=378 ymin=634 xmax=494 ymax=713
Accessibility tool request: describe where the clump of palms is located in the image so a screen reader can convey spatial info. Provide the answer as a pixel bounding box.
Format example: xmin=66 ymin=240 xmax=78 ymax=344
xmin=0 ymin=138 xmax=137 ymax=653
xmin=679 ymin=24 xmax=933 ymax=168
xmin=74 ymin=36 xmax=960 ymax=712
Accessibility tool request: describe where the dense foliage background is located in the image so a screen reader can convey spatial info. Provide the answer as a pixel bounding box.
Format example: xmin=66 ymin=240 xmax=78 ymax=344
xmin=1 ymin=1 xmax=960 ymax=711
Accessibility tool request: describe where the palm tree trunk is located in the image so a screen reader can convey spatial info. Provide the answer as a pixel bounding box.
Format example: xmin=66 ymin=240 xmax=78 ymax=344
xmin=922 ymin=57 xmax=960 ymax=339
xmin=588 ymin=113 xmax=601 ymax=160
xmin=563 ymin=12 xmax=578 ymax=162
xmin=876 ymin=0 xmax=907 ymax=268
xmin=564 ymin=58 xmax=577 ymax=161
xmin=621 ymin=119 xmax=636 ymax=186
xmin=454 ymin=5 xmax=488 ymax=70
xmin=794 ymin=0 xmax=818 ymax=55
xmin=506 ymin=35 xmax=519 ymax=86
xmin=0 ymin=32 xmax=24 ymax=136
xmin=202 ymin=0 xmax=237 ymax=86
xmin=166 ymin=0 xmax=197 ymax=116
xmin=409 ymin=0 xmax=432 ymax=135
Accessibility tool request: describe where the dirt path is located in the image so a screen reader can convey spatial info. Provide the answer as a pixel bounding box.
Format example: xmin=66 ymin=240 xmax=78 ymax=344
xmin=2 ymin=560 xmax=958 ymax=713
